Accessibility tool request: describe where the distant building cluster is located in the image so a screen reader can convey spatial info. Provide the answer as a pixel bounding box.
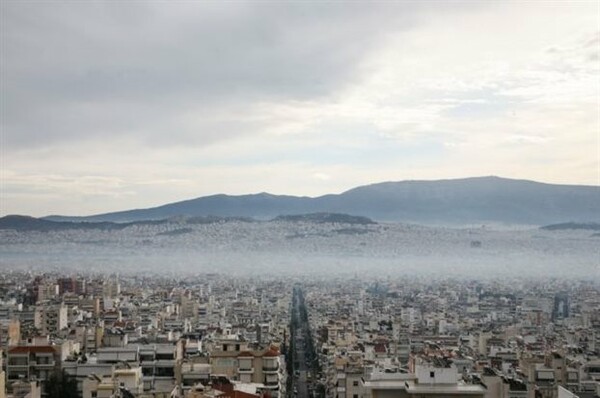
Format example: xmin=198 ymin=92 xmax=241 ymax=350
xmin=0 ymin=273 xmax=598 ymax=398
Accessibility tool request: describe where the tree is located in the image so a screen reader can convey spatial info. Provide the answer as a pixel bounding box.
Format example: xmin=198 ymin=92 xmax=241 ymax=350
xmin=45 ymin=370 xmax=78 ymax=398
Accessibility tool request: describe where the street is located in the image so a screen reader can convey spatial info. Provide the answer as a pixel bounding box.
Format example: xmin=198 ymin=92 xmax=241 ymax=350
xmin=290 ymin=287 xmax=314 ymax=398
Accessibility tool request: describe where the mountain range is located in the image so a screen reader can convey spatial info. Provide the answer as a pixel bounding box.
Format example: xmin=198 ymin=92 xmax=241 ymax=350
xmin=35 ymin=176 xmax=599 ymax=226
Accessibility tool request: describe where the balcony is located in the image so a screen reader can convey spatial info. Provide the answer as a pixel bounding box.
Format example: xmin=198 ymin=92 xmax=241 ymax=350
xmin=33 ymin=361 xmax=55 ymax=368
xmin=8 ymin=371 xmax=29 ymax=381
xmin=155 ymin=368 xmax=175 ymax=378
xmin=8 ymin=363 xmax=28 ymax=369
xmin=263 ymin=380 xmax=280 ymax=389
xmin=239 ymin=368 xmax=254 ymax=374
xmin=263 ymin=365 xmax=279 ymax=373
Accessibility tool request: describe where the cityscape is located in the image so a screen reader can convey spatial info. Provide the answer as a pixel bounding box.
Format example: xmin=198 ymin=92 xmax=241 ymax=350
xmin=0 ymin=271 xmax=598 ymax=398
xmin=1 ymin=1 xmax=599 ymax=398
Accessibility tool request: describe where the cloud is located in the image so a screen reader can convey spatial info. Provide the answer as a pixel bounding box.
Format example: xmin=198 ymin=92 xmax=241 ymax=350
xmin=1 ymin=1 xmax=598 ymax=216
xmin=505 ymin=135 xmax=550 ymax=145
xmin=1 ymin=1 xmax=425 ymax=150
xmin=313 ymin=173 xmax=331 ymax=181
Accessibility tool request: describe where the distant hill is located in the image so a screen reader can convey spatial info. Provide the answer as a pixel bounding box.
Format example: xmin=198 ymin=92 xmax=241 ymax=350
xmin=185 ymin=216 xmax=254 ymax=224
xmin=273 ymin=213 xmax=375 ymax=225
xmin=41 ymin=176 xmax=600 ymax=225
xmin=0 ymin=215 xmax=128 ymax=231
xmin=540 ymin=222 xmax=600 ymax=231
xmin=0 ymin=213 xmax=372 ymax=232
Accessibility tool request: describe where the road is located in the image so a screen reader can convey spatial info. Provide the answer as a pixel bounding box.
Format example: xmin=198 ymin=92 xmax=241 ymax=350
xmin=291 ymin=287 xmax=312 ymax=398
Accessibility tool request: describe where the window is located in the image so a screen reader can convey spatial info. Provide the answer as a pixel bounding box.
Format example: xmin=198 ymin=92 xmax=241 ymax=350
xmin=353 ymin=381 xmax=359 ymax=386
xmin=156 ymin=367 xmax=175 ymax=377
xmin=142 ymin=367 xmax=153 ymax=376
xmin=239 ymin=358 xmax=252 ymax=371
xmin=353 ymin=395 xmax=358 ymax=398
xmin=91 ymin=393 xmax=98 ymax=398
xmin=430 ymin=371 xmax=435 ymax=378
xmin=8 ymin=358 xmax=28 ymax=366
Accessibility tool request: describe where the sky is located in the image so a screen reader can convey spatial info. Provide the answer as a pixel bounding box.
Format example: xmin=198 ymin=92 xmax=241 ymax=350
xmin=1 ymin=1 xmax=599 ymax=217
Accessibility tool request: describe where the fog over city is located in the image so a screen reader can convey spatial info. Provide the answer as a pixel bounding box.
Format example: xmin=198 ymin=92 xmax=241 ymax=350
xmin=1 ymin=217 xmax=598 ymax=279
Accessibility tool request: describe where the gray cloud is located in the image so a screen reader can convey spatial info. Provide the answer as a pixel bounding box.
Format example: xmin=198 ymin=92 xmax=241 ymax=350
xmin=2 ymin=1 xmax=434 ymax=149
xmin=2 ymin=1 xmax=597 ymax=216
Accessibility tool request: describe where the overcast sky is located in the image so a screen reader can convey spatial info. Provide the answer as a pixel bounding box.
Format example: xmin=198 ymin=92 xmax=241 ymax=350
xmin=1 ymin=1 xmax=599 ymax=216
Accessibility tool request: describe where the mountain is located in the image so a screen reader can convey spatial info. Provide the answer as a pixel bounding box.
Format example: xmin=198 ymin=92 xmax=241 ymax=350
xmin=0 ymin=215 xmax=128 ymax=231
xmin=42 ymin=176 xmax=600 ymax=225
xmin=540 ymin=222 xmax=600 ymax=231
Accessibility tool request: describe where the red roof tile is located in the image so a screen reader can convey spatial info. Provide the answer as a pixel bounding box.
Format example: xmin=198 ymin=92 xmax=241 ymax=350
xmin=263 ymin=348 xmax=279 ymax=357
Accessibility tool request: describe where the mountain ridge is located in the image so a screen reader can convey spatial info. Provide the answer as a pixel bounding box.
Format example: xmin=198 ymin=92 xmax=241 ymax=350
xmin=39 ymin=176 xmax=600 ymax=225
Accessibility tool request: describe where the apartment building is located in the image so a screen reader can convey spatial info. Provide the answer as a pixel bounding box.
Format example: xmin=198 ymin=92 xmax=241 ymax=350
xmin=35 ymin=303 xmax=67 ymax=335
xmin=0 ymin=319 xmax=20 ymax=350
xmin=82 ymin=365 xmax=144 ymax=398
xmin=6 ymin=346 xmax=58 ymax=386
xmin=209 ymin=342 xmax=285 ymax=398
xmin=362 ymin=363 xmax=486 ymax=398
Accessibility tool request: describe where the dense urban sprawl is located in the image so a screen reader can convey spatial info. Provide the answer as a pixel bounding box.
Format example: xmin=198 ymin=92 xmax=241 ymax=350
xmin=0 ymin=272 xmax=598 ymax=398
